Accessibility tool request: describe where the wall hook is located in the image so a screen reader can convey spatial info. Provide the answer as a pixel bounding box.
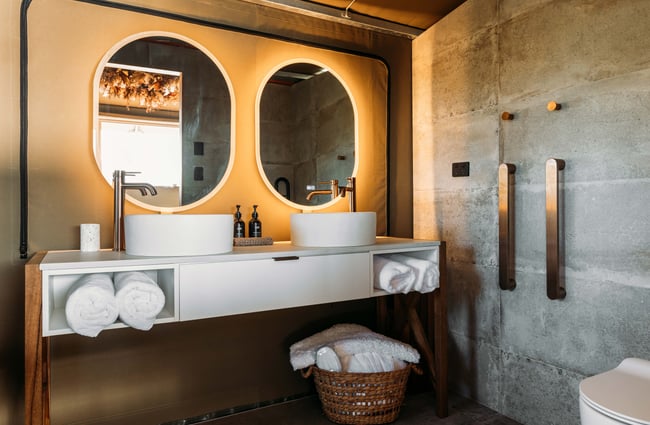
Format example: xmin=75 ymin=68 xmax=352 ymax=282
xmin=501 ymin=112 xmax=514 ymax=121
xmin=547 ymin=101 xmax=562 ymax=111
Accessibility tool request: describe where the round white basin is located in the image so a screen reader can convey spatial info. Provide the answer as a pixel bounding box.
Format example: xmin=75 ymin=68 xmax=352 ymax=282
xmin=290 ymin=212 xmax=376 ymax=247
xmin=125 ymin=214 xmax=233 ymax=256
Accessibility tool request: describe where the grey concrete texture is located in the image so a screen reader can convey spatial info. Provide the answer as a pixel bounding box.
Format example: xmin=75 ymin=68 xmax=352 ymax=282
xmin=413 ymin=0 xmax=650 ymax=423
xmin=447 ymin=264 xmax=501 ymax=345
xmin=499 ymin=0 xmax=650 ymax=102
xmin=430 ymin=188 xmax=499 ymax=268
xmin=512 ymin=180 xmax=650 ymax=286
xmin=500 ymin=69 xmax=650 ymax=185
xmin=413 ymin=27 xmax=499 ymax=122
xmin=501 ymin=270 xmax=650 ymax=375
xmin=501 ymin=353 xmax=583 ymax=425
xmin=448 ymin=332 xmax=503 ymax=412
xmin=415 ymin=109 xmax=500 ymax=193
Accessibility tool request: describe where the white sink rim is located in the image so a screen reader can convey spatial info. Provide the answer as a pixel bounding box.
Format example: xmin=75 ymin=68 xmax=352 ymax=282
xmin=290 ymin=212 xmax=376 ymax=247
xmin=125 ymin=214 xmax=233 ymax=256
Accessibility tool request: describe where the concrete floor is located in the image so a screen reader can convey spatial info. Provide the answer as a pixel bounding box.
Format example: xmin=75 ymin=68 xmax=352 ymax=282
xmin=200 ymin=392 xmax=522 ymax=425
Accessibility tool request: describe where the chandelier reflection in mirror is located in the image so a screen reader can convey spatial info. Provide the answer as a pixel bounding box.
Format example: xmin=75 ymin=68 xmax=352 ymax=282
xmin=94 ymin=34 xmax=233 ymax=211
xmin=99 ymin=64 xmax=181 ymax=113
xmin=98 ymin=62 xmax=184 ymax=205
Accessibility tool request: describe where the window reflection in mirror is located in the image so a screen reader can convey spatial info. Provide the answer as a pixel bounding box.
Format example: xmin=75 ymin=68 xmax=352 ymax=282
xmin=258 ymin=62 xmax=355 ymax=207
xmin=94 ymin=35 xmax=233 ymax=210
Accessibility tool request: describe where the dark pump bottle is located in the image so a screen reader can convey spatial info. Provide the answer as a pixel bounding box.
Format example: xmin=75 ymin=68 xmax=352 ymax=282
xmin=249 ymin=205 xmax=262 ymax=238
xmin=234 ymin=205 xmax=245 ymax=238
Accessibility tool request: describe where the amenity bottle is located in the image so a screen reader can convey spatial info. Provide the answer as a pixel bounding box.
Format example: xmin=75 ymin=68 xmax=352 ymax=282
xmin=249 ymin=205 xmax=262 ymax=237
xmin=234 ymin=205 xmax=245 ymax=238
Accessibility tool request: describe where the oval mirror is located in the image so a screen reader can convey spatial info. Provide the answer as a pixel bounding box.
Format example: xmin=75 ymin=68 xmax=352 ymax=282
xmin=257 ymin=61 xmax=356 ymax=208
xmin=93 ymin=33 xmax=233 ymax=211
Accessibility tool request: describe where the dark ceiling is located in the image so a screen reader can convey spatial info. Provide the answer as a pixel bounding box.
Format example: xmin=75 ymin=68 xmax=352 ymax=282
xmin=301 ymin=0 xmax=467 ymax=30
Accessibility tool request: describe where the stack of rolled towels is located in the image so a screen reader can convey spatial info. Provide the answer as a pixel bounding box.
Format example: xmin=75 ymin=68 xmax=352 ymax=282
xmin=289 ymin=323 xmax=420 ymax=373
xmin=373 ymin=253 xmax=439 ymax=294
xmin=65 ymin=271 xmax=165 ymax=337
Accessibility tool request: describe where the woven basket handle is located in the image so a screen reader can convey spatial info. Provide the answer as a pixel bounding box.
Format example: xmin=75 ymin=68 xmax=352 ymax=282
xmin=301 ymin=366 xmax=314 ymax=378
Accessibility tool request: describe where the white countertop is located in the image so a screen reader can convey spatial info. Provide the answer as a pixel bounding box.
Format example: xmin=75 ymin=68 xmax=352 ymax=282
xmin=40 ymin=237 xmax=442 ymax=270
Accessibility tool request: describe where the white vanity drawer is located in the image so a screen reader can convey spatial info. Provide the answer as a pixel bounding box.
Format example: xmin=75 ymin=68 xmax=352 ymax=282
xmin=179 ymin=252 xmax=370 ymax=321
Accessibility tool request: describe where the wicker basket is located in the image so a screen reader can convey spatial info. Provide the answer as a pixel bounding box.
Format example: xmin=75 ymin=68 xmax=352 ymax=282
xmin=302 ymin=364 xmax=420 ymax=424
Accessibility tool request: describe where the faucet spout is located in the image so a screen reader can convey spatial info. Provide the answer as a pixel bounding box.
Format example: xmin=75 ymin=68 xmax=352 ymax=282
xmin=306 ymin=190 xmax=333 ymax=201
xmin=305 ymin=179 xmax=338 ymax=201
xmin=112 ymin=170 xmax=158 ymax=251
xmin=122 ymin=182 xmax=158 ymax=197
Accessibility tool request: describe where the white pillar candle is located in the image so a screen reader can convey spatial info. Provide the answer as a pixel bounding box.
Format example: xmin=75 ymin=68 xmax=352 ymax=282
xmin=80 ymin=223 xmax=100 ymax=252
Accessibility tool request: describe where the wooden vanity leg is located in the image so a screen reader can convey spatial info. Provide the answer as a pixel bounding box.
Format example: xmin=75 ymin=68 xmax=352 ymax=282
xmin=376 ymin=296 xmax=389 ymax=335
xmin=25 ymin=252 xmax=50 ymax=425
xmin=402 ymin=244 xmax=448 ymax=418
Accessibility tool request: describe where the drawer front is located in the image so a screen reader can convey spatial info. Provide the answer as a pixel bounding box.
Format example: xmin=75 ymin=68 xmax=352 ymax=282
xmin=179 ymin=253 xmax=370 ymax=321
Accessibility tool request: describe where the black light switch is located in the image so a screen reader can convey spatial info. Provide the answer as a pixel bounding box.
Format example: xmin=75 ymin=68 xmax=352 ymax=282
xmin=452 ymin=162 xmax=470 ymax=177
xmin=194 ymin=166 xmax=204 ymax=181
xmin=194 ymin=142 xmax=204 ymax=156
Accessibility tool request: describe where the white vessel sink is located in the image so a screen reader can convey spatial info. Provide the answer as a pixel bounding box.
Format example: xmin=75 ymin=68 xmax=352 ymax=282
xmin=125 ymin=214 xmax=233 ymax=256
xmin=290 ymin=212 xmax=376 ymax=247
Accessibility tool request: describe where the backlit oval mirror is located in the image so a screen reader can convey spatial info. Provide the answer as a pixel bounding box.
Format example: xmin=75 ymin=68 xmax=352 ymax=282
xmin=93 ymin=33 xmax=233 ymax=211
xmin=257 ymin=61 xmax=356 ymax=208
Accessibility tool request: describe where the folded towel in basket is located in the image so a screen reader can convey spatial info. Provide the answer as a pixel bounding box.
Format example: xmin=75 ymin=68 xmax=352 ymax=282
xmin=385 ymin=253 xmax=439 ymax=293
xmin=373 ymin=255 xmax=416 ymax=294
xmin=290 ymin=323 xmax=419 ymax=371
xmin=342 ymin=352 xmax=407 ymax=373
xmin=114 ymin=271 xmax=165 ymax=331
xmin=65 ymin=273 xmax=119 ymax=337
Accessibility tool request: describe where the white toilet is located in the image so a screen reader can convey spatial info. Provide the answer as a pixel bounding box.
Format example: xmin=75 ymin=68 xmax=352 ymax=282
xmin=579 ymin=358 xmax=650 ymax=425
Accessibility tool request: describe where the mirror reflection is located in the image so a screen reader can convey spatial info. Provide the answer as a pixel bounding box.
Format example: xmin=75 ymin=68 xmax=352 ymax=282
xmin=259 ymin=62 xmax=355 ymax=207
xmin=95 ymin=35 xmax=232 ymax=209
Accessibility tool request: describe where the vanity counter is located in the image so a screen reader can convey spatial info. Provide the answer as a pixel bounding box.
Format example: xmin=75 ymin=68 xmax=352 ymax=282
xmin=39 ymin=236 xmax=442 ymax=270
xmin=25 ymin=237 xmax=448 ymax=424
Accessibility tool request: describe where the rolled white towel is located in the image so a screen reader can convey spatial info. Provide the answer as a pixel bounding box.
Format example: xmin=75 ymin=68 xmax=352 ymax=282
xmin=114 ymin=271 xmax=165 ymax=331
xmin=65 ymin=273 xmax=119 ymax=337
xmin=373 ymin=255 xmax=416 ymax=294
xmin=386 ymin=253 xmax=439 ymax=293
xmin=316 ymin=346 xmax=342 ymax=372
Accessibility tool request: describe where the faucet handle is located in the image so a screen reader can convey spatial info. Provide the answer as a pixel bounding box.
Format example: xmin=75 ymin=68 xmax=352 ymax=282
xmin=318 ymin=179 xmax=338 ymax=186
xmin=113 ymin=170 xmax=141 ymax=180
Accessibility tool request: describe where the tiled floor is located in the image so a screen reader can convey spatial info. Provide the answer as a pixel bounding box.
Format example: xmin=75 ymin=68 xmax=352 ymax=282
xmin=202 ymin=392 xmax=522 ymax=425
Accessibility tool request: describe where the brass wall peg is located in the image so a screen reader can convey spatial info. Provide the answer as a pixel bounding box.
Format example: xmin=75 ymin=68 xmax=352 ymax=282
xmin=547 ymin=101 xmax=562 ymax=111
xmin=501 ymin=112 xmax=514 ymax=120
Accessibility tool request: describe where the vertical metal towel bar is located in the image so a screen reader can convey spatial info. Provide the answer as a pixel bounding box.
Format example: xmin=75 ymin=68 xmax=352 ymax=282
xmin=546 ymin=158 xmax=566 ymax=300
xmin=498 ymin=163 xmax=516 ymax=290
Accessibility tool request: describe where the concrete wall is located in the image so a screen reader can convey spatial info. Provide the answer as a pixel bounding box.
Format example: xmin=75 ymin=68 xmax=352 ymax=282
xmin=413 ymin=1 xmax=650 ymax=424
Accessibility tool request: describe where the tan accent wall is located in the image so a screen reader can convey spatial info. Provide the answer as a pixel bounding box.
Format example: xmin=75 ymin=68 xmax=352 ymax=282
xmin=27 ymin=0 xmax=388 ymax=252
xmin=1 ymin=0 xmax=414 ymax=423
xmin=0 ymin=1 xmax=23 ymax=424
